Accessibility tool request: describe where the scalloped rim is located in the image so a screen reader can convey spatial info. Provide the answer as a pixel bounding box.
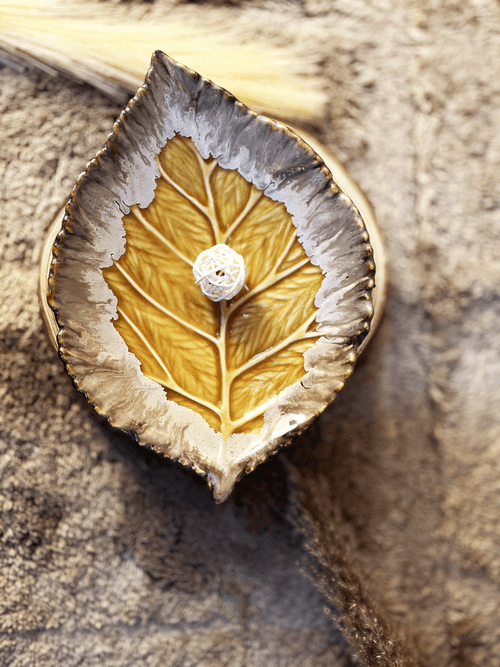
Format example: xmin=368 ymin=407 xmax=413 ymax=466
xmin=46 ymin=51 xmax=377 ymax=502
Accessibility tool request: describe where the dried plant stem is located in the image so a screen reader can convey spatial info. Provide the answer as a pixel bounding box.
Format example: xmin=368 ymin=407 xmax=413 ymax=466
xmin=0 ymin=0 xmax=326 ymax=122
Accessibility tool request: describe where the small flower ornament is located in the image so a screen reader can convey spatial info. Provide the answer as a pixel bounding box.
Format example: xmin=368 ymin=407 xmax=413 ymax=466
xmin=193 ymin=244 xmax=246 ymax=302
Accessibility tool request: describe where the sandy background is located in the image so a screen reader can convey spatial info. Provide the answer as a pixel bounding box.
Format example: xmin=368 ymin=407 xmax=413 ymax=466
xmin=1 ymin=0 xmax=500 ymax=665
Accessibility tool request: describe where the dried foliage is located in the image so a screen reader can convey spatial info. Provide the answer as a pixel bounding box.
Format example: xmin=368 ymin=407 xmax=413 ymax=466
xmin=0 ymin=0 xmax=326 ymax=121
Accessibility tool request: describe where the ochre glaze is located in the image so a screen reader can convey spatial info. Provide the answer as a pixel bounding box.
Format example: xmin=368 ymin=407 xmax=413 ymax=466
xmin=103 ymin=134 xmax=323 ymax=439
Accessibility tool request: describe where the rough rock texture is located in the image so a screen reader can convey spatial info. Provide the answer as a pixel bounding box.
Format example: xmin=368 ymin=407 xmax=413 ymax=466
xmin=1 ymin=0 xmax=500 ymax=665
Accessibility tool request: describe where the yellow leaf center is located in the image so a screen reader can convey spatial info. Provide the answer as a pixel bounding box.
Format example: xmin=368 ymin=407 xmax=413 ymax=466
xmin=103 ymin=134 xmax=324 ymax=440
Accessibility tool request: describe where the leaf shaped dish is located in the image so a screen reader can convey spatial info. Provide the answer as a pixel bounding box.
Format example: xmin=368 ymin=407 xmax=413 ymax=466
xmin=45 ymin=51 xmax=379 ymax=502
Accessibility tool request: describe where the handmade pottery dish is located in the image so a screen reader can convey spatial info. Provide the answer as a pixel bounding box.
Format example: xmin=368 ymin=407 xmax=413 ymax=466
xmin=40 ymin=51 xmax=386 ymax=502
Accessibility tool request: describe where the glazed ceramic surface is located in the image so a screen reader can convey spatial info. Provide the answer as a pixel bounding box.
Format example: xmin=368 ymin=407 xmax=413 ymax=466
xmin=47 ymin=51 xmax=375 ymax=501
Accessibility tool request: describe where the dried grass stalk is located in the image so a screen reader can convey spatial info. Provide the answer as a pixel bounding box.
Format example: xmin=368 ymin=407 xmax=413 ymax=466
xmin=0 ymin=0 xmax=327 ymax=122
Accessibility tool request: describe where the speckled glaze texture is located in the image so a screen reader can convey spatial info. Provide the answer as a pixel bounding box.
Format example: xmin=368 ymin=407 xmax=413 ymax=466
xmin=49 ymin=51 xmax=374 ymax=501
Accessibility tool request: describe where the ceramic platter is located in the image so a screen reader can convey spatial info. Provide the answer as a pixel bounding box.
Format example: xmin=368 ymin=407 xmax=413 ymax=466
xmin=40 ymin=51 xmax=386 ymax=502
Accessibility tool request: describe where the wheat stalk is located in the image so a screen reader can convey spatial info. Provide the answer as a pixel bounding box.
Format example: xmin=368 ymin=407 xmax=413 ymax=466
xmin=0 ymin=0 xmax=326 ymax=122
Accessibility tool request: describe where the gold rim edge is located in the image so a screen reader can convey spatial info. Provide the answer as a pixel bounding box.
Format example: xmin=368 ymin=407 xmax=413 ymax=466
xmin=295 ymin=128 xmax=387 ymax=354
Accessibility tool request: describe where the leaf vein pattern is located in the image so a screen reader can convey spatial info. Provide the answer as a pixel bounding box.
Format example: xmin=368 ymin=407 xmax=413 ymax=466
xmin=131 ymin=205 xmax=194 ymax=266
xmin=227 ymin=256 xmax=311 ymax=317
xmin=113 ymin=262 xmax=219 ymax=345
xmin=104 ymin=134 xmax=325 ymax=442
xmin=195 ymin=151 xmax=220 ymax=242
xmin=228 ymin=310 xmax=320 ymax=379
xmin=155 ymin=157 xmax=219 ymax=239
xmin=117 ymin=306 xmax=222 ymax=417
xmin=225 ymin=189 xmax=263 ymax=241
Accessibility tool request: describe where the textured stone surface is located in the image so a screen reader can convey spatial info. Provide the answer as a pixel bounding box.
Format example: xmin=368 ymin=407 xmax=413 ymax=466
xmin=1 ymin=0 xmax=500 ymax=665
xmin=0 ymin=67 xmax=355 ymax=666
xmin=289 ymin=1 xmax=500 ymax=665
